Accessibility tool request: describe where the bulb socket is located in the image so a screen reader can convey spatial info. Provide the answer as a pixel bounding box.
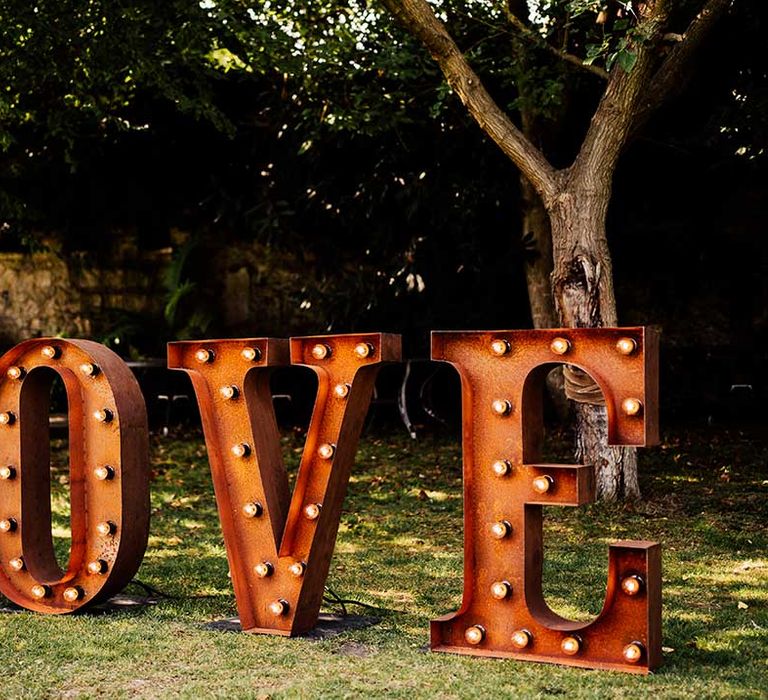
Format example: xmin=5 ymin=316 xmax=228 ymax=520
xmin=96 ymin=521 xmax=116 ymax=536
xmin=490 ymin=520 xmax=512 ymax=540
xmin=621 ymin=574 xmax=644 ymax=596
xmin=41 ymin=345 xmax=60 ymax=359
xmin=31 ymin=584 xmax=51 ymax=599
xmin=317 ymin=443 xmax=335 ymax=460
xmin=0 ymin=466 xmax=16 ymax=480
xmin=623 ymin=642 xmax=644 ymax=664
xmin=511 ymin=629 xmax=532 ymax=649
xmin=354 ymin=342 xmax=374 ymax=359
xmin=490 ymin=339 xmax=511 ymax=356
xmin=334 ymin=383 xmax=351 ymax=399
xmin=532 ymin=475 xmax=554 ymax=495
xmin=621 ymin=398 xmax=643 ymax=416
xmin=254 ymin=562 xmax=274 ymax=578
xmin=231 ymin=443 xmax=251 ymax=458
xmin=242 ymin=502 xmax=263 ymax=518
xmin=289 ymin=561 xmax=306 ymax=578
xmin=79 ymin=362 xmax=99 ymax=377
xmin=550 ymin=337 xmax=571 ymax=355
xmin=195 ymin=348 xmax=214 ymax=364
xmin=304 ymin=503 xmax=322 ymax=521
xmin=94 ymin=465 xmax=115 ymax=481
xmin=311 ymin=344 xmax=331 ymax=360
xmin=616 ymin=337 xmax=637 ymax=355
xmin=0 ymin=411 xmax=16 ymax=426
xmin=491 ymin=459 xmax=511 ymax=477
xmin=88 ymin=559 xmax=108 ymax=575
xmin=6 ymin=366 xmax=25 ymax=380
xmin=490 ymin=580 xmax=511 ymax=600
xmin=9 ymin=556 xmax=25 ymax=572
xmin=491 ymin=399 xmax=512 ymax=416
xmin=464 ymin=625 xmax=486 ymax=645
xmin=241 ymin=346 xmax=262 ymax=362
xmin=0 ymin=518 xmax=17 ymax=533
xmin=220 ymin=385 xmax=240 ymax=400
xmin=269 ymin=599 xmax=289 ymax=616
xmin=93 ymin=408 xmax=113 ymax=423
xmin=63 ymin=586 xmax=84 ymax=602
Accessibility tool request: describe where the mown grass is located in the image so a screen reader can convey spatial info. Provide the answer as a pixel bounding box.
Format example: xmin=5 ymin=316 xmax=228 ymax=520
xmin=2 ymin=423 xmax=767 ymax=699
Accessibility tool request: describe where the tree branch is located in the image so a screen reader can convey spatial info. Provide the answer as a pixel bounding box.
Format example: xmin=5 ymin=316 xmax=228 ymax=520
xmin=502 ymin=5 xmax=609 ymax=80
xmin=380 ymin=0 xmax=560 ymax=204
xmin=572 ymin=0 xmax=672 ymax=189
xmin=631 ymin=0 xmax=731 ymax=136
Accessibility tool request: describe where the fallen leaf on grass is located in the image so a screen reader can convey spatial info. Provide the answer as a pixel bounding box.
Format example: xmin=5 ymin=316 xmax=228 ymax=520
xmin=738 ymin=601 xmax=749 ymax=609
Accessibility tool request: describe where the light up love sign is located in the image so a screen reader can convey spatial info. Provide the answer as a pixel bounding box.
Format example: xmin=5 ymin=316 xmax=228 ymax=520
xmin=0 ymin=329 xmax=660 ymax=674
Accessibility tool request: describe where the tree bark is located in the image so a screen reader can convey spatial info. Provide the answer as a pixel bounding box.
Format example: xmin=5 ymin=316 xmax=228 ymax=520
xmin=549 ymin=184 xmax=640 ymax=499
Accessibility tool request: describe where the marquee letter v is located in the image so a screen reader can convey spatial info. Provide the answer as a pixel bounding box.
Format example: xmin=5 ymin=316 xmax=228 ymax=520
xmin=168 ymin=334 xmax=401 ymax=635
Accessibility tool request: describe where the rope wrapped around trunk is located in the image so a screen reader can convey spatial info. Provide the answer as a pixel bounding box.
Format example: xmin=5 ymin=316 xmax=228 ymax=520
xmin=562 ymin=365 xmax=606 ymax=406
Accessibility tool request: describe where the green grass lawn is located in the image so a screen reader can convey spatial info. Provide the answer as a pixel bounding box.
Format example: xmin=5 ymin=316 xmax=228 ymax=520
xmin=2 ymin=425 xmax=767 ymax=699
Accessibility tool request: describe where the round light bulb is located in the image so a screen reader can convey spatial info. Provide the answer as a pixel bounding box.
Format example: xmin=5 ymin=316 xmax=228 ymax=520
xmin=96 ymin=521 xmax=116 ymax=536
xmin=94 ymin=465 xmax=115 ymax=481
xmin=621 ymin=574 xmax=644 ymax=596
xmin=88 ymin=559 xmax=108 ymax=575
xmin=304 ymin=503 xmax=322 ymax=521
xmin=0 ymin=466 xmax=16 ymax=480
xmin=254 ymin=562 xmax=274 ymax=578
xmin=269 ymin=599 xmax=289 ymax=616
xmin=31 ymin=584 xmax=50 ymax=599
xmin=93 ymin=408 xmax=113 ymax=423
xmin=616 ymin=337 xmax=637 ymax=355
xmin=464 ymin=625 xmax=485 ymax=645
xmin=242 ymin=502 xmax=263 ymax=518
xmin=622 ymin=398 xmax=643 ymax=416
xmin=220 ymin=385 xmax=239 ymax=400
xmin=6 ymin=366 xmax=25 ymax=380
xmin=561 ymin=636 xmax=581 ymax=655
xmin=0 ymin=518 xmax=17 ymax=533
xmin=490 ymin=339 xmax=510 ymax=356
xmin=354 ymin=342 xmax=373 ymax=359
xmin=511 ymin=629 xmax=531 ymax=649
xmin=63 ymin=586 xmax=83 ymax=602
xmin=9 ymin=557 xmax=24 ymax=571
xmin=550 ymin=337 xmax=571 ymax=355
xmin=0 ymin=411 xmax=16 ymax=426
xmin=231 ymin=443 xmax=251 ymax=458
xmin=491 ymin=460 xmax=511 ymax=477
xmin=490 ymin=520 xmax=511 ymax=540
xmin=334 ymin=383 xmax=351 ymax=399
xmin=241 ymin=347 xmax=261 ymax=362
xmin=623 ymin=642 xmax=644 ymax=663
xmin=490 ymin=581 xmax=511 ymax=600
xmin=491 ymin=399 xmax=512 ymax=416
xmin=195 ymin=348 xmax=214 ymax=364
xmin=532 ymin=475 xmax=553 ymax=494
xmin=317 ymin=443 xmax=335 ymax=460
xmin=289 ymin=561 xmax=306 ymax=578
xmin=41 ymin=345 xmax=59 ymax=359
xmin=311 ymin=344 xmax=330 ymax=360
xmin=79 ymin=362 xmax=99 ymax=377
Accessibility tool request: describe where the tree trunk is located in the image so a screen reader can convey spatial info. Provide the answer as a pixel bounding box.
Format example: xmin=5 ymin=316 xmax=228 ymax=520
xmin=548 ymin=184 xmax=640 ymax=500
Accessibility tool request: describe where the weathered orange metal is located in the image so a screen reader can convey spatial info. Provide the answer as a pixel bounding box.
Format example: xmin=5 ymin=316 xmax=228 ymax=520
xmin=430 ymin=327 xmax=661 ymax=673
xmin=0 ymin=339 xmax=150 ymax=613
xmin=167 ymin=333 xmax=401 ymax=635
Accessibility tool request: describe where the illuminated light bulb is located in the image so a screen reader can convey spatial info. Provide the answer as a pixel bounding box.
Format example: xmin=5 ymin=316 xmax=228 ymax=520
xmin=93 ymin=408 xmax=113 ymax=423
xmin=550 ymin=337 xmax=571 ymax=355
xmin=532 ymin=475 xmax=554 ymax=495
xmin=491 ymin=459 xmax=511 ymax=477
xmin=616 ymin=337 xmax=637 ymax=356
xmin=561 ymin=636 xmax=582 ymax=655
xmin=623 ymin=642 xmax=644 ymax=663
xmin=87 ymin=559 xmax=108 ymax=575
xmin=63 ymin=586 xmax=83 ymax=602
xmin=490 ymin=581 xmax=511 ymax=600
xmin=96 ymin=521 xmax=116 ymax=536
xmin=6 ymin=366 xmax=25 ymax=380
xmin=79 ymin=362 xmax=99 ymax=377
xmin=0 ymin=411 xmax=16 ymax=426
xmin=621 ymin=574 xmax=644 ymax=596
xmin=242 ymin=502 xmax=263 ymax=518
xmin=254 ymin=562 xmax=274 ymax=578
xmin=219 ymin=385 xmax=239 ymax=400
xmin=9 ymin=557 xmax=24 ymax=572
xmin=195 ymin=348 xmax=214 ymax=364
xmin=241 ymin=346 xmax=262 ymax=362
xmin=269 ymin=599 xmax=289 ymax=616
xmin=31 ymin=584 xmax=51 ymax=599
xmin=464 ymin=625 xmax=485 ymax=645
xmin=0 ymin=466 xmax=16 ymax=480
xmin=41 ymin=345 xmax=59 ymax=359
xmin=622 ymin=398 xmax=643 ymax=416
xmin=0 ymin=518 xmax=17 ymax=533
xmin=289 ymin=561 xmax=306 ymax=578
xmin=231 ymin=443 xmax=251 ymax=458
xmin=511 ymin=629 xmax=532 ymax=649
xmin=94 ymin=465 xmax=115 ymax=481
xmin=304 ymin=503 xmax=322 ymax=521
xmin=490 ymin=339 xmax=510 ymax=356
xmin=311 ymin=344 xmax=331 ymax=360
xmin=317 ymin=443 xmax=335 ymax=460
xmin=491 ymin=399 xmax=512 ymax=416
xmin=354 ymin=342 xmax=374 ymax=359
xmin=334 ymin=383 xmax=351 ymax=399
xmin=490 ymin=520 xmax=511 ymax=540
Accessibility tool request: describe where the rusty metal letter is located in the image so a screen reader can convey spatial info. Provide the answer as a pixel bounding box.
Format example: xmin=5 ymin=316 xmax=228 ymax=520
xmin=0 ymin=339 xmax=150 ymax=612
xmin=430 ymin=327 xmax=661 ymax=673
xmin=168 ymin=333 xmax=401 ymax=635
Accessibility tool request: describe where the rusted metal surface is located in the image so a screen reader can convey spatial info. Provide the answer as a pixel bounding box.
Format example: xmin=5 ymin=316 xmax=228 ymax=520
xmin=168 ymin=333 xmax=401 ymax=635
xmin=430 ymin=327 xmax=661 ymax=673
xmin=0 ymin=339 xmax=150 ymax=613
